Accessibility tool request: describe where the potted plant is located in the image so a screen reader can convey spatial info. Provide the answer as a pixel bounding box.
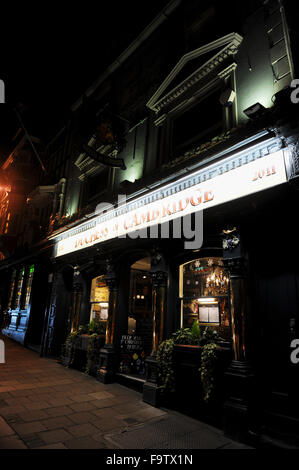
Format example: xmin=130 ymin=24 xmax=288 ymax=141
xmin=61 ymin=321 xmax=106 ymax=373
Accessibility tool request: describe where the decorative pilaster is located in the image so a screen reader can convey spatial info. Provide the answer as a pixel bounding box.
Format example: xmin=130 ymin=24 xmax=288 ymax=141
xmin=71 ymin=270 xmax=82 ymax=332
xmin=151 ymin=271 xmax=168 ymax=356
xmin=224 ymin=257 xmax=248 ymax=362
xmin=104 ymin=262 xmax=118 ymax=346
xmin=222 ymin=255 xmax=255 ymax=443
xmin=143 ymin=250 xmax=168 ymax=407
xmin=98 ymin=260 xmax=118 ymax=384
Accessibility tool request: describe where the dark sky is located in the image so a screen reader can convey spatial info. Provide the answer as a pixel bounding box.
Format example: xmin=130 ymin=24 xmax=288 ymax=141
xmin=0 ymin=1 xmax=170 ymax=155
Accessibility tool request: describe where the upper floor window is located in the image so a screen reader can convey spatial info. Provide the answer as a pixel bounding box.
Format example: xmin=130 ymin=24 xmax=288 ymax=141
xmin=171 ymin=86 xmax=224 ymax=159
xmin=85 ymin=167 xmax=110 ymax=204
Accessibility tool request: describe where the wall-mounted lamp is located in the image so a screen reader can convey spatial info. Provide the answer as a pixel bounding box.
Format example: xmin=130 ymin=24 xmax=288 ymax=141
xmin=243 ymin=102 xmax=266 ymax=119
xmin=220 ymin=88 xmax=236 ymax=107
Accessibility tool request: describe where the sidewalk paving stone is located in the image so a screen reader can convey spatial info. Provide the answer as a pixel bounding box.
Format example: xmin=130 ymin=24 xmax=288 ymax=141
xmin=0 ymin=416 xmax=15 ymax=437
xmin=0 ymin=334 xmax=253 ymax=450
xmin=37 ymin=428 xmax=74 ymax=445
xmin=11 ymin=421 xmax=47 ymax=436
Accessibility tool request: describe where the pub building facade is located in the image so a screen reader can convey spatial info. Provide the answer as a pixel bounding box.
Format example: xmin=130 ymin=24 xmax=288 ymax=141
xmin=1 ymin=0 xmax=299 ymax=445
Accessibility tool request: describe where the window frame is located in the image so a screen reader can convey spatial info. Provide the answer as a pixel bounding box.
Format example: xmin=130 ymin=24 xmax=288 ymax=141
xmin=168 ymin=76 xmax=236 ymax=161
xmin=179 ymin=257 xmax=230 ymax=329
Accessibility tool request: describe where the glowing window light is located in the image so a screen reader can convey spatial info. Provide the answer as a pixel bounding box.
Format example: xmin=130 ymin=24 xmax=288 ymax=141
xmin=197 ymin=298 xmax=217 ymax=304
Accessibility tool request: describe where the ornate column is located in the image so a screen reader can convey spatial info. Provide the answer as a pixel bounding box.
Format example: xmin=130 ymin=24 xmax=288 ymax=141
xmin=71 ymin=269 xmax=83 ymax=332
xmin=222 ymin=229 xmax=255 ymax=443
xmin=225 ymin=258 xmax=248 ymax=362
xmin=98 ymin=260 xmax=118 ymax=384
xmin=143 ymin=250 xmax=168 ymax=407
xmin=151 ymin=271 xmax=168 ymax=355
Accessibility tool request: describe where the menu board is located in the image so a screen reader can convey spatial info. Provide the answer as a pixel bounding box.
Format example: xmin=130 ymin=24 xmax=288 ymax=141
xmin=119 ymin=334 xmax=146 ymax=376
xmin=198 ymin=304 xmax=219 ymax=324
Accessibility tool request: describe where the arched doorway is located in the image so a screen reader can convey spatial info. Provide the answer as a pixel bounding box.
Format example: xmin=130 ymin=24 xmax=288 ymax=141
xmin=118 ymin=256 xmax=152 ymax=378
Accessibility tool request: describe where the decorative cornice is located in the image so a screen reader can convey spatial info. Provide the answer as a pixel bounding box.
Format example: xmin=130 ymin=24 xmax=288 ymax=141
xmin=147 ymin=33 xmax=243 ymax=114
xmin=75 ymin=137 xmax=118 ymax=181
xmin=154 ymin=114 xmax=167 ymax=127
xmin=217 ymin=62 xmax=237 ymax=80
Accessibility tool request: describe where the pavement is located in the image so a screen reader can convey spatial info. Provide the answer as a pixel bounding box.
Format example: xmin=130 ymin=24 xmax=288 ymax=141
xmin=0 ymin=333 xmax=252 ymax=450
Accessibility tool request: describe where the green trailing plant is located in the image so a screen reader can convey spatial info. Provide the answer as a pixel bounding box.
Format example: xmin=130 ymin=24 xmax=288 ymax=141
xmin=61 ymin=322 xmax=106 ymax=370
xmin=157 ymin=338 xmax=176 ymax=395
xmin=61 ymin=328 xmax=83 ymax=367
xmin=191 ymin=320 xmax=202 ymax=344
xmin=85 ymin=334 xmax=101 ymax=375
xmin=61 ymin=321 xmax=106 ymax=368
xmin=171 ymin=328 xmax=194 ymax=345
xmin=157 ymin=321 xmax=201 ymax=394
xmin=199 ymin=342 xmax=218 ymax=402
xmin=87 ymin=320 xmax=106 ymax=336
xmin=200 ymin=327 xmax=221 ymax=346
xmin=157 ymin=322 xmax=221 ymax=397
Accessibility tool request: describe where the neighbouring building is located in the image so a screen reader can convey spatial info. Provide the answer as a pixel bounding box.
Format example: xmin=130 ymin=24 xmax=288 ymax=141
xmin=1 ymin=0 xmax=299 ymax=446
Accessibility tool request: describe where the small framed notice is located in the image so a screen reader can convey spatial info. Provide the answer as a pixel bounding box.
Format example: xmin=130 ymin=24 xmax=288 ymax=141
xmin=198 ymin=304 xmax=219 ymax=324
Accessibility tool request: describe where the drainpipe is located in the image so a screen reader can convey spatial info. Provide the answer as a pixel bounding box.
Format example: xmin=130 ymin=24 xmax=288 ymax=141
xmin=57 ymin=178 xmax=66 ymax=219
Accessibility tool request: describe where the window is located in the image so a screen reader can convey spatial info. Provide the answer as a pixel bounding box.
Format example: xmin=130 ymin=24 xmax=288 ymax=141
xmin=85 ymin=167 xmax=110 ymax=202
xmin=179 ymin=257 xmax=231 ymax=340
xmin=89 ymin=275 xmax=109 ymax=323
xmin=171 ymin=87 xmax=224 ymax=159
xmin=8 ymin=270 xmax=16 ymax=309
xmin=24 ymin=265 xmax=35 ymax=309
xmin=14 ymin=267 xmax=25 ymax=309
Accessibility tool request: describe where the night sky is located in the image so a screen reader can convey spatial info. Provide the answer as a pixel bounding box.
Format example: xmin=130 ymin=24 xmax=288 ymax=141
xmin=0 ymin=1 xmax=170 ymax=158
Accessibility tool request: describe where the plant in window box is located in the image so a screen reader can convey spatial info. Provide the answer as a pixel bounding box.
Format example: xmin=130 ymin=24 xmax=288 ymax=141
xmin=85 ymin=321 xmax=106 ymax=376
xmin=61 ymin=322 xmax=105 ymax=372
xmin=60 ymin=325 xmax=87 ymax=367
xmin=85 ymin=334 xmax=103 ymax=376
xmin=157 ymin=322 xmax=222 ymax=402
xmin=87 ymin=319 xmax=106 ymax=336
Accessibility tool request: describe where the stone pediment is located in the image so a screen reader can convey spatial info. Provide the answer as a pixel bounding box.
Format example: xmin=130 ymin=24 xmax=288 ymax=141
xmin=146 ymin=32 xmax=243 ymax=114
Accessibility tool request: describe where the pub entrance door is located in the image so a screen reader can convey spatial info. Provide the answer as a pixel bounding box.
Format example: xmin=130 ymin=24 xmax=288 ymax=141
xmin=118 ymin=257 xmax=152 ymax=380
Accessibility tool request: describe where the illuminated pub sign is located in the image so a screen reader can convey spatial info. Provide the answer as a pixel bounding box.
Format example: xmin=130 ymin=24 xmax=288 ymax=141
xmin=54 ymin=137 xmax=288 ymax=257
